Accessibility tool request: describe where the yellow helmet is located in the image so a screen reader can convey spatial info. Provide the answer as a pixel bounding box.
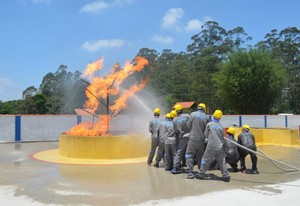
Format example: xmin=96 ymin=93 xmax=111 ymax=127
xmin=170 ymin=110 xmax=177 ymax=118
xmin=165 ymin=113 xmax=171 ymax=118
xmin=154 ymin=108 xmax=160 ymax=115
xmin=213 ymin=109 xmax=223 ymax=119
xmin=242 ymin=124 xmax=250 ymax=131
xmin=197 ymin=103 xmax=206 ymax=112
xmin=226 ymin=127 xmax=235 ymax=135
xmin=174 ymin=104 xmax=183 ymax=112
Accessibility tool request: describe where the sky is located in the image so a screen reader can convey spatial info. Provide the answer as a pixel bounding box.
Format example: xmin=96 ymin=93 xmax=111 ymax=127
xmin=0 ymin=0 xmax=300 ymax=101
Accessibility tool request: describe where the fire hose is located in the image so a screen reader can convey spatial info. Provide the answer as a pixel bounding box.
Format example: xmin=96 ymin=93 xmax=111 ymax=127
xmin=224 ymin=137 xmax=300 ymax=172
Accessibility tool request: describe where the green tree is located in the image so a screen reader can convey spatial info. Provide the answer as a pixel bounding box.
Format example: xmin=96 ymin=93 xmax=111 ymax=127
xmin=39 ymin=65 xmax=86 ymax=114
xmin=22 ymin=86 xmax=37 ymax=99
xmin=214 ymin=49 xmax=286 ymax=114
xmin=20 ymin=92 xmax=48 ymax=114
xmin=0 ymin=100 xmax=22 ymax=114
xmin=256 ymin=27 xmax=300 ymax=113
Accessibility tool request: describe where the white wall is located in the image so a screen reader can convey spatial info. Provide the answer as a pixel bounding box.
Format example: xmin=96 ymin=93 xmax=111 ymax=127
xmin=0 ymin=114 xmax=299 ymax=142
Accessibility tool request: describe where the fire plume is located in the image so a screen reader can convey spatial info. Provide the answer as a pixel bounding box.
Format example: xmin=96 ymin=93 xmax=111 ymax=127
xmin=66 ymin=56 xmax=149 ymax=136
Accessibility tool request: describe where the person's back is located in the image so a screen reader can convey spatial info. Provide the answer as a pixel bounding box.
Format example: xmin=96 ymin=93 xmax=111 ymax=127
xmin=158 ymin=118 xmax=168 ymax=143
xmin=188 ymin=110 xmax=209 ymax=142
xmin=149 ymin=116 xmax=161 ymax=139
xmin=224 ymin=135 xmax=239 ymax=158
xmin=173 ymin=113 xmax=190 ymax=138
xmin=205 ymin=120 xmax=224 ymax=150
xmin=165 ymin=119 xmax=176 ymax=145
xmin=238 ymin=132 xmax=256 ymax=151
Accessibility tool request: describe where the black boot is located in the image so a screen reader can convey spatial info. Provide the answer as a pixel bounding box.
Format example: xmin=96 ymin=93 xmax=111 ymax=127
xmin=154 ymin=162 xmax=159 ymax=168
xmin=223 ymin=176 xmax=231 ymax=182
xmin=195 ymin=172 xmax=205 ymax=180
xmin=185 ymin=170 xmax=195 ymax=179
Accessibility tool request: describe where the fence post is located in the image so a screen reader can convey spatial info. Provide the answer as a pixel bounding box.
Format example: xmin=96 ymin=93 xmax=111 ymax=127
xmin=15 ymin=116 xmax=21 ymax=142
xmin=264 ymin=115 xmax=267 ymax=128
xmin=77 ymin=115 xmax=82 ymax=124
xmin=285 ymin=115 xmax=288 ymax=128
xmin=239 ymin=115 xmax=242 ymax=127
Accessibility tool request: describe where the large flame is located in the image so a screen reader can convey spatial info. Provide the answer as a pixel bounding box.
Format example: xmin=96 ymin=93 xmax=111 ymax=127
xmin=66 ymin=56 xmax=149 ymax=136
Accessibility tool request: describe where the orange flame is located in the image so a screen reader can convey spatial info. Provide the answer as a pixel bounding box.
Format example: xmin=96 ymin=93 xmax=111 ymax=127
xmin=66 ymin=56 xmax=149 ymax=136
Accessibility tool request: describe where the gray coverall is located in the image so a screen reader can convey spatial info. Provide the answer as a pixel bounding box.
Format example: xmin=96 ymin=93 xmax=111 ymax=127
xmin=164 ymin=118 xmax=177 ymax=171
xmin=155 ymin=118 xmax=168 ymax=163
xmin=199 ymin=119 xmax=229 ymax=178
xmin=185 ymin=110 xmax=209 ymax=172
xmin=237 ymin=131 xmax=257 ymax=171
xmin=147 ymin=116 xmax=161 ymax=165
xmin=172 ymin=113 xmax=190 ymax=169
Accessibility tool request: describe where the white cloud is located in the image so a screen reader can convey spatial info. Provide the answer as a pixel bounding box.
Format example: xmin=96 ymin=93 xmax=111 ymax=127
xmin=80 ymin=1 xmax=111 ymax=13
xmin=152 ymin=35 xmax=173 ymax=44
xmin=185 ymin=19 xmax=203 ymax=32
xmin=82 ymin=39 xmax=125 ymax=52
xmin=161 ymin=8 xmax=184 ymax=30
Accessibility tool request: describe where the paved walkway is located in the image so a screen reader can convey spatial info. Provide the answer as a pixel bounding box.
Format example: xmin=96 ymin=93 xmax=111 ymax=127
xmin=0 ymin=142 xmax=300 ymax=205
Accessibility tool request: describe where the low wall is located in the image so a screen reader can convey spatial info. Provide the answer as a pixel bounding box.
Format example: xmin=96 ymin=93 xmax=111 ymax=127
xmin=59 ymin=134 xmax=150 ymax=159
xmin=233 ymin=128 xmax=299 ymax=146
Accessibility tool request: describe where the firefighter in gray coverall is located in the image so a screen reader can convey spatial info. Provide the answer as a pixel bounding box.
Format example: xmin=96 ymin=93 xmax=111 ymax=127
xmin=196 ymin=109 xmax=230 ymax=182
xmin=237 ymin=124 xmax=259 ymax=174
xmin=171 ymin=104 xmax=191 ymax=174
xmin=147 ymin=108 xmax=161 ymax=166
xmin=164 ymin=110 xmax=177 ymax=171
xmin=153 ymin=113 xmax=169 ymax=168
xmin=185 ymin=103 xmax=210 ymax=179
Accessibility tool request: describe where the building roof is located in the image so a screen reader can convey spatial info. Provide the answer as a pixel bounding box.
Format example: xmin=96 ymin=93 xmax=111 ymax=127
xmin=174 ymin=101 xmax=196 ymax=109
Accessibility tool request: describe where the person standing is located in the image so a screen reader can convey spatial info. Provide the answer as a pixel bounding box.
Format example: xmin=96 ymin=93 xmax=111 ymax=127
xmin=196 ymin=109 xmax=230 ymax=182
xmin=164 ymin=110 xmax=177 ymax=171
xmin=224 ymin=127 xmax=240 ymax=172
xmin=237 ymin=124 xmax=259 ymax=174
xmin=185 ymin=103 xmax=210 ymax=179
xmin=147 ymin=108 xmax=161 ymax=166
xmin=153 ymin=113 xmax=169 ymax=168
xmin=171 ymin=104 xmax=191 ymax=174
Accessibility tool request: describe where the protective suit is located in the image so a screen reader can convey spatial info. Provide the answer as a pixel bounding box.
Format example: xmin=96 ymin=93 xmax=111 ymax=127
xmin=147 ymin=108 xmax=161 ymax=165
xmin=164 ymin=114 xmax=177 ymax=171
xmin=185 ymin=104 xmax=209 ymax=178
xmin=224 ymin=132 xmax=240 ymax=172
xmin=197 ymin=110 xmax=230 ymax=182
xmin=171 ymin=104 xmax=190 ymax=174
xmin=237 ymin=125 xmax=258 ymax=174
xmin=153 ymin=115 xmax=168 ymax=168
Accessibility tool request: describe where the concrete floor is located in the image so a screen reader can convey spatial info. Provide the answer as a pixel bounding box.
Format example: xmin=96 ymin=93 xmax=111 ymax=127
xmin=0 ymin=142 xmax=300 ymax=206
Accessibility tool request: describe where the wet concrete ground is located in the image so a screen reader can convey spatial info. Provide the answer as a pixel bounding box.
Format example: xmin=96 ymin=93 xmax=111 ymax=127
xmin=0 ymin=142 xmax=300 ymax=205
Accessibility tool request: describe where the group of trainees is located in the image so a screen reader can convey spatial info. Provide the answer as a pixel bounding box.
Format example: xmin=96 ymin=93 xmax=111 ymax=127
xmin=147 ymin=103 xmax=259 ymax=183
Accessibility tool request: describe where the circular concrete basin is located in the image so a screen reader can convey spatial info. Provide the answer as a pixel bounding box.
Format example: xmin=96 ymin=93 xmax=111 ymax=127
xmin=59 ymin=134 xmax=150 ymax=159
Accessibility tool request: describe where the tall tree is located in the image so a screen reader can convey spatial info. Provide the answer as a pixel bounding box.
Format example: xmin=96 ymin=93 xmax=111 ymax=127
xmin=256 ymin=27 xmax=300 ymax=113
xmin=22 ymin=86 xmax=37 ymax=99
xmin=214 ymin=49 xmax=286 ymax=114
